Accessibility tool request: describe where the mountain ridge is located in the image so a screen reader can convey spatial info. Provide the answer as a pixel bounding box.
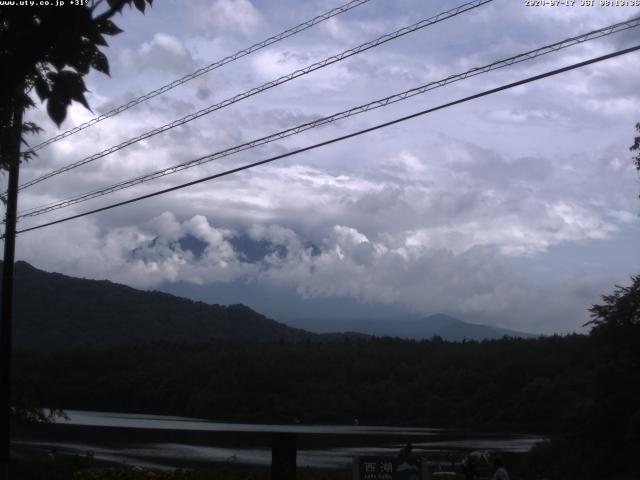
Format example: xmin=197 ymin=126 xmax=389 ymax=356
xmin=288 ymin=313 xmax=537 ymax=341
xmin=3 ymin=261 xmax=535 ymax=350
xmin=4 ymin=260 xmax=316 ymax=350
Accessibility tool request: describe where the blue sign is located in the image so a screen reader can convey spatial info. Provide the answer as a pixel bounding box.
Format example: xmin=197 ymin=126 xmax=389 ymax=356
xmin=355 ymin=456 xmax=423 ymax=480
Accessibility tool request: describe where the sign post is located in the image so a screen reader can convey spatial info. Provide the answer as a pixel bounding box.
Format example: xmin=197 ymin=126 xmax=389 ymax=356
xmin=353 ymin=455 xmax=429 ymax=480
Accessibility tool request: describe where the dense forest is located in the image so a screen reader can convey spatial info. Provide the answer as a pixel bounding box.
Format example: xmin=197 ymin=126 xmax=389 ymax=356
xmin=12 ymin=274 xmax=640 ymax=480
xmin=14 ymin=335 xmax=592 ymax=432
xmin=526 ymin=276 xmax=640 ymax=480
xmin=8 ymin=262 xmax=640 ymax=479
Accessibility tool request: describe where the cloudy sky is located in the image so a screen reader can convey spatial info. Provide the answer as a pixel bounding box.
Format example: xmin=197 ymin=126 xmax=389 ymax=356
xmin=9 ymin=0 xmax=640 ymax=334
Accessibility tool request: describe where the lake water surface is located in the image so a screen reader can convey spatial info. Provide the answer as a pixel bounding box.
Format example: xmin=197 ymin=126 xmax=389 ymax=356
xmin=13 ymin=410 xmax=544 ymax=469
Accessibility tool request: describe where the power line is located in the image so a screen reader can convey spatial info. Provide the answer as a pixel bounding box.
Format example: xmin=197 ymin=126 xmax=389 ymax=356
xmin=24 ymin=0 xmax=372 ymax=155
xmin=17 ymin=16 xmax=640 ymax=219
xmin=12 ymin=44 xmax=640 ymax=237
xmin=14 ymin=0 xmax=492 ymax=193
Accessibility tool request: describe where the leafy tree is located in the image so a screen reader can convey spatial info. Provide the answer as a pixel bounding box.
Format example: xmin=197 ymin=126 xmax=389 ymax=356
xmin=631 ymin=123 xmax=640 ymax=171
xmin=0 ymin=10 xmax=156 ymax=478
xmin=517 ymin=126 xmax=640 ymax=479
xmin=2 ymin=4 xmax=155 ymax=477
xmin=587 ymin=275 xmax=640 ymax=332
xmin=1 ymin=0 xmax=153 ymax=168
xmin=583 ymin=276 xmax=640 ymax=478
xmin=13 ymin=335 xmax=594 ymax=432
xmin=631 ymin=123 xmax=640 ymax=200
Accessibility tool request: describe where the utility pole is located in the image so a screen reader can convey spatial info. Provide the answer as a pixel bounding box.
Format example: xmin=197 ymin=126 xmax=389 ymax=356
xmin=271 ymin=433 xmax=297 ymax=480
xmin=0 ymin=101 xmax=23 ymax=480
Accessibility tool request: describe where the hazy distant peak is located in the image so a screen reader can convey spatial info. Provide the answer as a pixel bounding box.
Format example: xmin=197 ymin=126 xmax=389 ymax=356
xmin=421 ymin=313 xmax=464 ymax=329
xmin=229 ymin=233 xmax=288 ymax=263
xmin=128 ymin=234 xmax=209 ymax=262
xmin=178 ymin=234 xmax=208 ymax=259
xmin=289 ymin=313 xmax=537 ymax=341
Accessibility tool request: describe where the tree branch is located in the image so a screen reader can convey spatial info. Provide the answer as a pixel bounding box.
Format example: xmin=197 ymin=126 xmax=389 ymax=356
xmin=94 ymin=0 xmax=130 ymax=23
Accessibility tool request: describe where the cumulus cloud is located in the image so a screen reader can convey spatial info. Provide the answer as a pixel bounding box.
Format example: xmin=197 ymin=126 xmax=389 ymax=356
xmin=191 ymin=0 xmax=263 ymax=37
xmin=13 ymin=212 xmax=614 ymax=332
xmin=120 ymin=33 xmax=196 ymax=75
xmin=12 ymin=0 xmax=640 ymax=335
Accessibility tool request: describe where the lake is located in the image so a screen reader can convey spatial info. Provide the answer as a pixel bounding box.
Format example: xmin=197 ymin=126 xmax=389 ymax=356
xmin=13 ymin=410 xmax=544 ymax=469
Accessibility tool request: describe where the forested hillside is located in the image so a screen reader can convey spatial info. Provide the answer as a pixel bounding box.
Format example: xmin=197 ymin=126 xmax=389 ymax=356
xmin=14 ymin=335 xmax=593 ymax=432
xmin=6 ymin=261 xmax=315 ymax=350
xmin=9 ymin=261 xmax=639 ymax=479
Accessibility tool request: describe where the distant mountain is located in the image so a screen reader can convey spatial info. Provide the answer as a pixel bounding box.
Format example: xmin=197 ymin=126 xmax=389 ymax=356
xmin=2 ymin=261 xmax=535 ymax=351
xmin=4 ymin=261 xmax=317 ymax=351
xmin=289 ymin=313 xmax=537 ymax=341
xmin=129 ymin=233 xmax=321 ymax=265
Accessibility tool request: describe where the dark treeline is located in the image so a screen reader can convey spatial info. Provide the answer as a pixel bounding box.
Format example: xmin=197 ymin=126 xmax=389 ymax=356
xmin=527 ymin=277 xmax=640 ymax=480
xmin=14 ymin=334 xmax=593 ymax=433
xmin=12 ymin=274 xmax=640 ymax=479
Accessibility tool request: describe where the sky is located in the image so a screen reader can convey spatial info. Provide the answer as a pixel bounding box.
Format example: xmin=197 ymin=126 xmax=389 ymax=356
xmin=7 ymin=0 xmax=640 ymax=334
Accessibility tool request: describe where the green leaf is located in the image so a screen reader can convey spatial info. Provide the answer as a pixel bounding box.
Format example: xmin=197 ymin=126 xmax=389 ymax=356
xmin=48 ymin=70 xmax=92 ymax=114
xmin=50 ymin=58 xmax=66 ymax=71
xmin=33 ymin=75 xmax=50 ymax=101
xmin=22 ymin=122 xmax=43 ymax=135
xmin=76 ymin=92 xmax=92 ymax=111
xmin=71 ymin=45 xmax=93 ymax=75
xmin=48 ymin=70 xmax=83 ymax=94
xmin=97 ymin=19 xmax=123 ymax=36
xmin=106 ymin=0 xmax=127 ymax=9
xmin=21 ymin=92 xmax=35 ymax=109
xmin=133 ymin=0 xmax=146 ymax=13
xmin=84 ymin=17 xmax=109 ymax=47
xmin=91 ymin=50 xmax=110 ymax=76
xmin=94 ymin=34 xmax=109 ymax=47
xmin=46 ymin=98 xmax=68 ymax=127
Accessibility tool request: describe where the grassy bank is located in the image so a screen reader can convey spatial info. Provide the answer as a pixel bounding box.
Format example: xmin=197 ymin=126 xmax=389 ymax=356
xmin=12 ymin=459 xmax=351 ymax=480
xmin=11 ymin=453 xmax=526 ymax=480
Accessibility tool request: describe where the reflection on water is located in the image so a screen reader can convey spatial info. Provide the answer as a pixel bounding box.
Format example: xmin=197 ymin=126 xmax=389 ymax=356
xmin=13 ymin=410 xmax=544 ymax=469
xmin=56 ymin=410 xmax=446 ymax=435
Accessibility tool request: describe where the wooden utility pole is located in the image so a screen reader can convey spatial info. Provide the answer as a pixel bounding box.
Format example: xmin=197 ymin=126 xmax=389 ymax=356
xmin=271 ymin=433 xmax=297 ymax=480
xmin=0 ymin=101 xmax=23 ymax=480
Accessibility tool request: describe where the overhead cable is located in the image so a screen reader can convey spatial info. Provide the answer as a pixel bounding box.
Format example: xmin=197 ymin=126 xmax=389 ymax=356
xmin=18 ymin=16 xmax=640 ymax=219
xmin=15 ymin=0 xmax=493 ymax=193
xmin=12 ymin=44 xmax=640 ymax=237
xmin=24 ymin=0 xmax=372 ymax=155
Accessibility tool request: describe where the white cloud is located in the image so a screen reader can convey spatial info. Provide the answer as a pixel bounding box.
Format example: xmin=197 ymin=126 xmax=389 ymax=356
xmin=120 ymin=33 xmax=196 ymax=74
xmin=10 ymin=205 xmax=628 ymax=333
xmin=192 ymin=0 xmax=263 ymax=37
xmin=12 ymin=0 xmax=640 ymax=335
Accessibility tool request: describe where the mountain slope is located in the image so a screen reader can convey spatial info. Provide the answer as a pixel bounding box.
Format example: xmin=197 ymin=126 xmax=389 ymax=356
xmin=4 ymin=261 xmax=315 ymax=350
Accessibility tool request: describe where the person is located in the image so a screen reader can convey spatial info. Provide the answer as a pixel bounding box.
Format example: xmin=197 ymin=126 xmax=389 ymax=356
xmin=397 ymin=443 xmax=413 ymax=463
xmin=460 ymin=451 xmax=489 ymax=480
xmin=493 ymin=456 xmax=510 ymax=480
xmin=396 ymin=443 xmax=419 ymax=480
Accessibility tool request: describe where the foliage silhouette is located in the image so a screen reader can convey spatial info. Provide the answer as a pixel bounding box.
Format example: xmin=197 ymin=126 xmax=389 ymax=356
xmin=521 ymin=278 xmax=640 ymax=480
xmin=5 ymin=261 xmax=316 ymax=351
xmin=13 ymin=334 xmax=594 ymax=432
xmin=631 ymin=122 xmax=640 ymax=174
xmin=0 ymin=0 xmax=153 ymax=168
xmin=1 ymin=1 xmax=153 ymax=432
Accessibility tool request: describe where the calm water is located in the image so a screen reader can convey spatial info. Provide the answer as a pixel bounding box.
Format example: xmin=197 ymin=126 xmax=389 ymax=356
xmin=13 ymin=410 xmax=544 ymax=469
